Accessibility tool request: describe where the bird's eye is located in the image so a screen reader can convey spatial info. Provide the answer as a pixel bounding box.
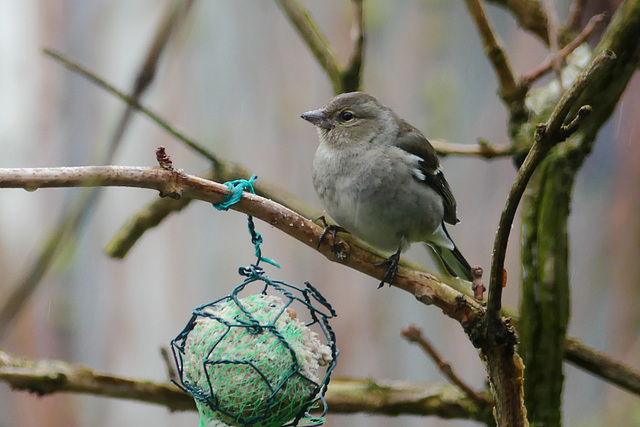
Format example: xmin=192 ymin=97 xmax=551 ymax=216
xmin=339 ymin=111 xmax=354 ymax=121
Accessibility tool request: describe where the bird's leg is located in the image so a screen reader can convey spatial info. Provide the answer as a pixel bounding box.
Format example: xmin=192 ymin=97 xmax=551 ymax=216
xmin=315 ymin=216 xmax=347 ymax=250
xmin=374 ymin=247 xmax=402 ymax=288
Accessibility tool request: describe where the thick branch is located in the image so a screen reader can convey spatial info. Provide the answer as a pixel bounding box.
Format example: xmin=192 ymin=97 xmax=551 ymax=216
xmin=486 ymin=49 xmax=615 ymax=322
xmin=3 ymin=166 xmax=640 ymax=401
xmin=519 ymin=151 xmax=572 ymax=425
xmin=104 ymin=166 xmax=320 ymax=259
xmin=0 ymin=349 xmax=492 ymax=422
xmin=565 ymin=338 xmax=640 ymax=396
xmin=0 ymin=349 xmax=193 ymax=411
xmin=474 ymin=47 xmax=614 ymax=427
xmin=0 ymin=166 xmax=484 ymax=326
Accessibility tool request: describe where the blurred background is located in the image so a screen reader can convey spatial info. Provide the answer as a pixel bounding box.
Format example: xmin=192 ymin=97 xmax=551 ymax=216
xmin=0 ymin=0 xmax=638 ymax=426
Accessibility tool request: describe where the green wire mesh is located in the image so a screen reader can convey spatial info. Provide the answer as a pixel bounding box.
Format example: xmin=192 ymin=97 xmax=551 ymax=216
xmin=172 ymin=265 xmax=338 ymax=427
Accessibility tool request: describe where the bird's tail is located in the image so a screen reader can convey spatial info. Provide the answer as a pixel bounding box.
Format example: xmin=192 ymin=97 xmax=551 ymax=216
xmin=429 ymin=225 xmax=473 ymax=281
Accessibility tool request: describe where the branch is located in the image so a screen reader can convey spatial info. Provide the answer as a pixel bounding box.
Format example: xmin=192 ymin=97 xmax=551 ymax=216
xmin=43 ymin=49 xmax=220 ymax=166
xmin=0 ymin=6 xmax=195 ymax=338
xmin=464 ymin=0 xmax=523 ymax=111
xmin=104 ymin=166 xmax=321 ymax=259
xmin=325 ymin=379 xmax=492 ymax=422
xmin=4 ymin=165 xmax=639 ymax=400
xmin=274 ymin=0 xmax=343 ymax=93
xmin=543 ymin=0 xmax=564 ymax=91
xmin=105 ymin=195 xmax=194 ymax=258
xmin=484 ymin=0 xmax=549 ymax=44
xmin=341 ymin=0 xmax=365 ymax=92
xmin=521 ymin=13 xmax=607 ymax=87
xmin=39 ymin=49 xmax=321 ymax=260
xmin=0 ymin=166 xmax=484 ymax=326
xmin=6 ymin=338 xmax=636 ymax=420
xmin=0 ymin=348 xmax=193 ymax=411
xmin=0 ymin=349 xmax=492 ymax=422
xmin=430 ymin=139 xmax=513 ymax=159
xmin=567 ymin=0 xmax=587 ymax=31
xmin=486 ymin=49 xmax=615 ymax=322
xmin=477 ymin=49 xmax=614 ymax=427
xmin=402 ymin=325 xmax=493 ymax=408
xmin=565 ymin=338 xmax=640 ymax=396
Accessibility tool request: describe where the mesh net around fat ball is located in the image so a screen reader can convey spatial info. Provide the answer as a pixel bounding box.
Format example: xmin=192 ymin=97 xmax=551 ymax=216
xmin=172 ymin=265 xmax=338 ymax=427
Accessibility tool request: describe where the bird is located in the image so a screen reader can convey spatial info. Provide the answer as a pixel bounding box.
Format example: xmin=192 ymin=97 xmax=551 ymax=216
xmin=300 ymin=91 xmax=473 ymax=288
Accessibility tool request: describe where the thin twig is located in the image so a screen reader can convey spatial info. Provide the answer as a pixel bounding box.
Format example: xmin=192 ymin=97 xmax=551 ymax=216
xmin=464 ymin=0 xmax=522 ymax=110
xmin=402 ymin=325 xmax=493 ymax=408
xmin=0 ymin=5 xmax=195 ymax=338
xmin=40 ymin=49 xmax=319 ymax=260
xmin=430 ymin=139 xmax=512 ymax=159
xmin=567 ymin=0 xmax=587 ymax=30
xmin=104 ymin=196 xmax=193 ymax=258
xmin=0 ymin=214 xmax=70 ymax=338
xmin=104 ymin=0 xmax=193 ymax=162
xmin=521 ymin=13 xmax=607 ymax=87
xmin=565 ymin=337 xmax=640 ymax=396
xmin=341 ymin=0 xmax=365 ymax=92
xmin=486 ymin=50 xmax=615 ymax=322
xmin=544 ymin=0 xmax=564 ymax=91
xmin=274 ymin=0 xmax=343 ymax=93
xmin=43 ymin=49 xmax=220 ymax=167
xmin=159 ymin=347 xmax=178 ymax=383
xmin=484 ymin=0 xmax=549 ymax=44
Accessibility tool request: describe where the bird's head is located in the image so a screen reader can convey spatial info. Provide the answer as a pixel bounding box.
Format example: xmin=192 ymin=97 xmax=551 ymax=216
xmin=301 ymin=92 xmax=398 ymax=148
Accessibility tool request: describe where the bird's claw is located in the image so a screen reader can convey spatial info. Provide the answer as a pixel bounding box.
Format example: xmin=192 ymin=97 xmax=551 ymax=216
xmin=315 ymin=216 xmax=347 ymax=251
xmin=374 ymin=250 xmax=401 ymax=288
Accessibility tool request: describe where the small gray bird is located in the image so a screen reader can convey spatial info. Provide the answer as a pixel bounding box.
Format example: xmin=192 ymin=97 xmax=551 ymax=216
xmin=301 ymin=92 xmax=472 ymax=287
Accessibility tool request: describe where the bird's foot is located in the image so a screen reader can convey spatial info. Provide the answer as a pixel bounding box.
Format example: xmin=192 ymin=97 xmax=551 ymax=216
xmin=374 ymin=250 xmax=401 ymax=288
xmin=315 ymin=216 xmax=347 ymax=251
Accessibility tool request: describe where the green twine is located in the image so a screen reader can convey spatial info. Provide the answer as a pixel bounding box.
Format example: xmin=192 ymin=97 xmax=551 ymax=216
xmin=212 ymin=175 xmax=280 ymax=268
xmin=213 ymin=175 xmax=258 ymax=211
xmin=247 ymin=216 xmax=280 ymax=268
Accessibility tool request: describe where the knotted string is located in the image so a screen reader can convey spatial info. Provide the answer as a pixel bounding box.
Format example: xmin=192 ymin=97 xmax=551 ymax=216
xmin=212 ymin=175 xmax=279 ymax=268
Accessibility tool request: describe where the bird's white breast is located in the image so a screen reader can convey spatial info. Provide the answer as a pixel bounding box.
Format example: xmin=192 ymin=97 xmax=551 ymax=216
xmin=312 ymin=143 xmax=445 ymax=253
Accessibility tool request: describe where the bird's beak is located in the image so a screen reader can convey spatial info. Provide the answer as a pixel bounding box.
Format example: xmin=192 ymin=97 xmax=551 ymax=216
xmin=300 ymin=109 xmax=332 ymax=130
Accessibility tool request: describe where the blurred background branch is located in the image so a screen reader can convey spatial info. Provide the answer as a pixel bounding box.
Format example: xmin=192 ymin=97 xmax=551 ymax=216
xmin=0 ymin=348 xmax=494 ymax=423
xmin=0 ymin=0 xmax=639 ymax=426
xmin=0 ymin=1 xmax=194 ymax=340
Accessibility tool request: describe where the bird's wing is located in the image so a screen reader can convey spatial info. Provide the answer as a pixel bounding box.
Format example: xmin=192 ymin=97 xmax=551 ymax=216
xmin=394 ymin=120 xmax=459 ymax=225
